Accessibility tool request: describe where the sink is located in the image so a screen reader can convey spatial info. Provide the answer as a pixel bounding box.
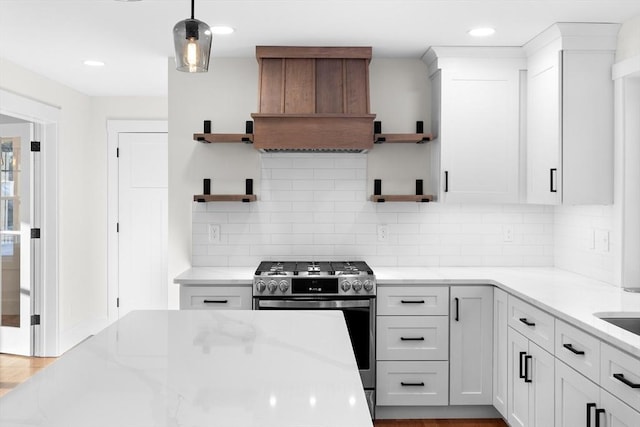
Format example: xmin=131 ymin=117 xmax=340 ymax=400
xmin=594 ymin=312 xmax=640 ymax=336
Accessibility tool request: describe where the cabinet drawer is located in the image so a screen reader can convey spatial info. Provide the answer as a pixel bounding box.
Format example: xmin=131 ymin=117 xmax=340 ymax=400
xmin=600 ymin=343 xmax=640 ymax=412
xmin=376 ymin=361 xmax=449 ymax=406
xmin=555 ymin=319 xmax=600 ymax=383
xmin=377 ymin=316 xmax=449 ymax=361
xmin=180 ymin=286 xmax=252 ymax=310
xmin=508 ymin=296 xmax=554 ymax=353
xmin=377 ymin=286 xmax=449 ymax=316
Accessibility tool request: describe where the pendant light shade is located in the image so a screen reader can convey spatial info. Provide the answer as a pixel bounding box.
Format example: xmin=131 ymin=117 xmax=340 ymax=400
xmin=173 ymin=0 xmax=212 ymax=72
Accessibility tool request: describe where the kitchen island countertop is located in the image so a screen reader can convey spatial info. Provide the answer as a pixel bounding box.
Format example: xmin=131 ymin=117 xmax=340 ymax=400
xmin=0 ymin=310 xmax=372 ymax=427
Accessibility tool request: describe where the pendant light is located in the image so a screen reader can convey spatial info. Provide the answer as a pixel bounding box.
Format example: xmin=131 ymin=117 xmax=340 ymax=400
xmin=173 ymin=0 xmax=212 ymax=72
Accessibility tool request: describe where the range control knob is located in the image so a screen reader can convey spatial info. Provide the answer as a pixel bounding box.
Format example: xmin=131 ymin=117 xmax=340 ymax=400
xmin=363 ymin=280 xmax=374 ymax=292
xmin=352 ymin=280 xmax=362 ymax=292
xmin=279 ymin=280 xmax=289 ymax=293
xmin=340 ymin=280 xmax=351 ymax=292
xmin=267 ymin=280 xmax=278 ymax=294
xmin=255 ymin=280 xmax=266 ymax=293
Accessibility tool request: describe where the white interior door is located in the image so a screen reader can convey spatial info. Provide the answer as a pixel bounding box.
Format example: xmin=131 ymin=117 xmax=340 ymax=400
xmin=0 ymin=122 xmax=33 ymax=355
xmin=117 ymin=132 xmax=168 ymax=319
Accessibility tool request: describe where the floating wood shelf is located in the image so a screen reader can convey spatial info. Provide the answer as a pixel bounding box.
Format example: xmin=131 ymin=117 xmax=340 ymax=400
xmin=194 ymin=194 xmax=257 ymax=203
xmin=194 ymin=133 xmax=253 ymax=144
xmin=374 ymin=133 xmax=433 ymax=144
xmin=370 ymin=194 xmax=434 ymax=203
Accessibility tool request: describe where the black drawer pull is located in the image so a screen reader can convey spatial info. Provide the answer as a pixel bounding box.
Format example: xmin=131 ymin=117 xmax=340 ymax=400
xmin=454 ymin=297 xmax=459 ymax=322
xmin=519 ymin=317 xmax=536 ymax=327
xmin=524 ymin=355 xmax=532 ymax=383
xmin=519 ymin=351 xmax=527 ymax=379
xmin=203 ymin=299 xmax=229 ymax=304
xmin=613 ymin=373 xmax=640 ymax=388
xmin=400 ymin=337 xmax=425 ymax=341
xmin=401 ymin=300 xmax=425 ymax=304
xmin=563 ymin=343 xmax=585 ymax=355
xmin=595 ymin=408 xmax=605 ymax=427
xmin=587 ymin=403 xmax=596 ymax=427
xmin=401 ymin=382 xmax=425 ymax=387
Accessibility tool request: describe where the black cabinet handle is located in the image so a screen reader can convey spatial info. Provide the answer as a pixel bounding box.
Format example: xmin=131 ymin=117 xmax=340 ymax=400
xmin=524 ymin=355 xmax=532 ymax=383
xmin=595 ymin=408 xmax=605 ymax=427
xmin=401 ymin=382 xmax=425 ymax=387
xmin=519 ymin=351 xmax=527 ymax=379
xmin=203 ymin=299 xmax=229 ymax=304
xmin=519 ymin=317 xmax=536 ymax=327
xmin=587 ymin=403 xmax=596 ymax=427
xmin=563 ymin=343 xmax=585 ymax=355
xmin=401 ymin=300 xmax=424 ymax=304
xmin=444 ymin=171 xmax=449 ymax=192
xmin=613 ymin=373 xmax=640 ymax=388
xmin=454 ymin=297 xmax=459 ymax=322
xmin=550 ymin=168 xmax=557 ymax=193
xmin=400 ymin=337 xmax=425 ymax=341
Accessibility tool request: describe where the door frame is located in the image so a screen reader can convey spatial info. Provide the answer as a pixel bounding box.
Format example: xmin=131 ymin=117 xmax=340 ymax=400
xmin=107 ymin=120 xmax=168 ymax=324
xmin=0 ymin=88 xmax=59 ymax=357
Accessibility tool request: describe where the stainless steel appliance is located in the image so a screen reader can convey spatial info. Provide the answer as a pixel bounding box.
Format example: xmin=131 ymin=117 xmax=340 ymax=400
xmin=253 ymin=261 xmax=376 ymax=416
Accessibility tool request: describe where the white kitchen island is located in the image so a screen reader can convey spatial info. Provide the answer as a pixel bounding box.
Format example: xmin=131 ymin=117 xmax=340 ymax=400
xmin=0 ymin=310 xmax=373 ymax=427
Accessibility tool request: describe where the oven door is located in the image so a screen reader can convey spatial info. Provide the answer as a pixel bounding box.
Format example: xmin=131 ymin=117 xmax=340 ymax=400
xmin=254 ymin=298 xmax=375 ymax=389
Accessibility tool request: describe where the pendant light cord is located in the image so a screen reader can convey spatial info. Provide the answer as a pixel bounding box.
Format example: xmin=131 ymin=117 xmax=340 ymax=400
xmin=190 ymin=0 xmax=195 ymax=19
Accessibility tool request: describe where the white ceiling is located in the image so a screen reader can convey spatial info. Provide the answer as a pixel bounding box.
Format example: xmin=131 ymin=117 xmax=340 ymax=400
xmin=1 ymin=0 xmax=639 ymax=97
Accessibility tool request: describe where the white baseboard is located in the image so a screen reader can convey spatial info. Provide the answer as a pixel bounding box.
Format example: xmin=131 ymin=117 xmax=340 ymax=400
xmin=58 ymin=315 xmax=110 ymax=356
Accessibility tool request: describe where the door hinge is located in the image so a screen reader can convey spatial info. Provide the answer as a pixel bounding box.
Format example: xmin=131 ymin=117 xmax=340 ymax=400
xmin=117 ymin=298 xmax=120 ymax=308
xmin=31 ymin=314 xmax=41 ymax=326
xmin=31 ymin=228 xmax=41 ymax=239
xmin=31 ymin=141 xmax=41 ymax=152
xmin=116 ymin=222 xmax=119 ymax=233
xmin=116 ymin=147 xmax=119 ymax=158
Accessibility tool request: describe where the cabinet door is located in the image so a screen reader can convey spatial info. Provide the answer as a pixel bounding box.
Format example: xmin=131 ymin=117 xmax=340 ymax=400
xmin=528 ymin=342 xmax=555 ymax=427
xmin=376 ymin=315 xmax=449 ymax=361
xmin=601 ymin=389 xmax=640 ymax=427
xmin=439 ymin=60 xmax=521 ymax=203
xmin=508 ymin=328 xmax=530 ymax=427
xmin=555 ymin=359 xmax=600 ymax=427
xmin=493 ymin=288 xmax=509 ymax=418
xmin=449 ymin=286 xmax=493 ymax=405
xmin=526 ymin=45 xmax=562 ymax=205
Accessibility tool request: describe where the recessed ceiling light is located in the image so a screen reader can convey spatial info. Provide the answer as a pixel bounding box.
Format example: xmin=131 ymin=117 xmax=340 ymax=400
xmin=210 ymin=26 xmax=234 ymax=35
xmin=83 ymin=60 xmax=105 ymax=67
xmin=468 ymin=27 xmax=496 ymax=37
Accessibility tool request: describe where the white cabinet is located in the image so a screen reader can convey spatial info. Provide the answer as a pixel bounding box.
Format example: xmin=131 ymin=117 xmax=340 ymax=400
xmin=600 ymin=389 xmax=640 ymax=427
xmin=524 ymin=23 xmax=619 ymax=205
xmin=423 ymin=47 xmax=525 ymax=203
xmin=449 ymin=286 xmax=493 ymax=405
xmin=493 ymin=287 xmax=509 ymax=418
xmin=555 ymin=359 xmax=600 ymax=427
xmin=507 ymin=328 xmax=555 ymax=427
xmin=179 ymin=285 xmax=252 ymax=310
xmin=376 ymin=285 xmax=449 ymax=407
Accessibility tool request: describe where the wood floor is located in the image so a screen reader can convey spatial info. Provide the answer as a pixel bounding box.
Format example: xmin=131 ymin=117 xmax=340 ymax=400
xmin=0 ymin=353 xmax=507 ymax=427
xmin=0 ymin=353 xmax=57 ymax=397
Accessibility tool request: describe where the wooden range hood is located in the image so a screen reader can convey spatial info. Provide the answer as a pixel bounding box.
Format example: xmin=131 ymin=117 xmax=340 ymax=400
xmin=250 ymin=46 xmax=376 ymax=152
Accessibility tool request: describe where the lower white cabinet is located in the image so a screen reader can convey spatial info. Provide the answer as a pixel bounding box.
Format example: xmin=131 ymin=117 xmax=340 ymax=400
xmin=507 ymin=327 xmax=554 ymax=427
xmin=377 ymin=361 xmax=449 ymax=406
xmin=600 ymin=388 xmax=640 ymax=427
xmin=555 ymin=359 xmax=600 ymax=427
xmin=179 ymin=285 xmax=252 ymax=310
xmin=449 ymin=286 xmax=493 ymax=405
xmin=493 ymin=287 xmax=509 ymax=418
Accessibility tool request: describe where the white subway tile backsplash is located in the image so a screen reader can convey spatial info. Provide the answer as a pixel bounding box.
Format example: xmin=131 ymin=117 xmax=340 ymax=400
xmin=192 ymin=153 xmax=557 ymax=270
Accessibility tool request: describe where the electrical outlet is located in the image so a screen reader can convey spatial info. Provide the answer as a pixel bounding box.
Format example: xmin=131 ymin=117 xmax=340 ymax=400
xmin=503 ymin=225 xmax=514 ymax=242
xmin=208 ymin=224 xmax=221 ymax=243
xmin=377 ymin=224 xmax=388 ymax=242
xmin=595 ymin=229 xmax=610 ymax=252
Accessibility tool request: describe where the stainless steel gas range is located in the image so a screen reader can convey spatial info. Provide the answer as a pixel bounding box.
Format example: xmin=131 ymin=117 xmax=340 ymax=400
xmin=253 ymin=261 xmax=376 ymax=416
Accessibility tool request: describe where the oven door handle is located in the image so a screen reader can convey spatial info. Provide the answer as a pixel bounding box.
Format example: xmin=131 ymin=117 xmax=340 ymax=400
xmin=256 ymin=299 xmax=372 ymax=309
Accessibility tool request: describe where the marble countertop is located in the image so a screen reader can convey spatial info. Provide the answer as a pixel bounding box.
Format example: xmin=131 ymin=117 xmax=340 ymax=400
xmin=0 ymin=310 xmax=372 ymax=427
xmin=174 ymin=266 xmax=640 ymax=358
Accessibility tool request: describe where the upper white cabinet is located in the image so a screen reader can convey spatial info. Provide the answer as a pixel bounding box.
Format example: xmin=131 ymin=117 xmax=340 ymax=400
xmin=423 ymin=47 xmax=525 ymax=203
xmin=525 ymin=23 xmax=620 ymax=205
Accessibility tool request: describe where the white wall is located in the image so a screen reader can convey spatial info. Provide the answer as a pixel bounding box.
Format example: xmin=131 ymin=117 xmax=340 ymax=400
xmin=0 ymin=58 xmax=167 ymax=353
xmin=617 ymin=14 xmax=640 ymax=61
